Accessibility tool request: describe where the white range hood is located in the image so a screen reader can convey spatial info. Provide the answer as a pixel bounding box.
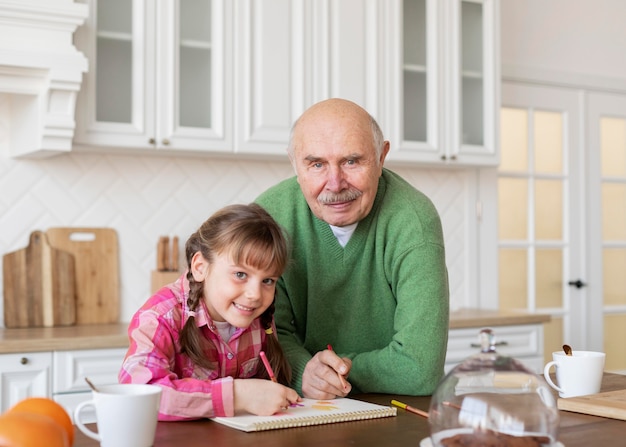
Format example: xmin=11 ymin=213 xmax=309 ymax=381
xmin=0 ymin=0 xmax=88 ymax=158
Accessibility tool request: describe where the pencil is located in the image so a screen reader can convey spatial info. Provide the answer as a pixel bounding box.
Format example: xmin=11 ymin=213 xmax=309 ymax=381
xmin=391 ymin=399 xmax=429 ymax=418
xmin=326 ymin=344 xmax=349 ymax=391
xmin=259 ymin=351 xmax=277 ymax=382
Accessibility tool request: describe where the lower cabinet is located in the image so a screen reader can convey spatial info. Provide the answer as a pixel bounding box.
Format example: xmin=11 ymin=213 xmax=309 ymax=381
xmin=446 ymin=324 xmax=545 ymax=374
xmin=53 ymin=348 xmax=127 ymax=423
xmin=0 ymin=352 xmax=52 ymax=411
xmin=0 ymin=347 xmax=126 ymax=423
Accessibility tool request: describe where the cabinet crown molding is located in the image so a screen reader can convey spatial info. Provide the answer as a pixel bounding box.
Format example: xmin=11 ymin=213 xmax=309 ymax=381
xmin=0 ymin=0 xmax=88 ymax=158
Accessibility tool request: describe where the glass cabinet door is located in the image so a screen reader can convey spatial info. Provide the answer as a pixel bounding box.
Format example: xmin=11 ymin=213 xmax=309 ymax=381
xmin=392 ymin=0 xmax=498 ymax=165
xmin=401 ymin=0 xmax=439 ymax=153
xmin=453 ymin=0 xmax=498 ymax=161
xmin=74 ymin=0 xmax=231 ymax=152
xmin=95 ymin=0 xmax=133 ymax=124
xmin=157 ymin=0 xmax=229 ymax=151
xmin=460 ymin=0 xmax=483 ymax=146
xmin=178 ymin=0 xmax=212 ymax=129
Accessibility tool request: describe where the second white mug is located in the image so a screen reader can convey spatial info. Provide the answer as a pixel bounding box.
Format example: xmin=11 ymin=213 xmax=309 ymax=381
xmin=543 ymin=350 xmax=605 ymax=398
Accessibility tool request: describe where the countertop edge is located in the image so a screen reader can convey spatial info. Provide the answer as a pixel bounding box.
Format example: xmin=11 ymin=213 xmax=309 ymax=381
xmin=0 ymin=309 xmax=551 ymax=354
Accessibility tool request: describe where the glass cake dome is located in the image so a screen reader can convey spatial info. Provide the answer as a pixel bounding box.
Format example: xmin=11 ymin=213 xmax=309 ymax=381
xmin=427 ymin=329 xmax=560 ymax=447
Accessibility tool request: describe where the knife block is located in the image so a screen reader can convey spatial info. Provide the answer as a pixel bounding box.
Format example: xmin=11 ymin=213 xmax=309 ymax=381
xmin=151 ymin=271 xmax=181 ymax=294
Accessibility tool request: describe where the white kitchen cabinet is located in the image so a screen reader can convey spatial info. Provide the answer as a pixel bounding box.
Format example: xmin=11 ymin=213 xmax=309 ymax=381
xmin=0 ymin=352 xmax=52 ymax=412
xmin=74 ymin=0 xmax=234 ymax=153
xmin=53 ymin=348 xmax=126 ymax=423
xmin=73 ymin=0 xmax=309 ymax=157
xmin=445 ymin=324 xmax=544 ymax=374
xmin=0 ymin=348 xmax=125 ymax=423
xmin=382 ymin=0 xmax=500 ymax=166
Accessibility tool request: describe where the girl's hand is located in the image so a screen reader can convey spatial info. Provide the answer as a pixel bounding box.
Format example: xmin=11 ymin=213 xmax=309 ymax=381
xmin=233 ymin=379 xmax=301 ymax=416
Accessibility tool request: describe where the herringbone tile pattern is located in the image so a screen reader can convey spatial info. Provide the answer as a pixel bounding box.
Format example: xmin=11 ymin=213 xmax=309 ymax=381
xmin=0 ymin=151 xmax=470 ymax=325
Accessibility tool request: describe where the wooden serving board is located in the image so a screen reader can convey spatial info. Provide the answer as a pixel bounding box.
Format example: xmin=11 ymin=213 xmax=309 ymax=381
xmin=558 ymin=389 xmax=626 ymax=421
xmin=2 ymin=231 xmax=76 ymax=328
xmin=46 ymin=227 xmax=120 ymax=324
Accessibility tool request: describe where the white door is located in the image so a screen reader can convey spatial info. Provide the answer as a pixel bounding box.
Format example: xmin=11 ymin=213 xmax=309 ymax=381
xmin=587 ymin=92 xmax=626 ymax=373
xmin=498 ymin=82 xmax=585 ymax=361
xmin=499 ymin=83 xmax=626 ymax=373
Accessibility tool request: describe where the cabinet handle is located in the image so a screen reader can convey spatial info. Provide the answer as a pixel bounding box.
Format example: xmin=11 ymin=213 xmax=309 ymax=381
xmin=162 ymin=138 xmax=170 ymax=146
xmin=450 ymin=155 xmax=457 ymax=161
xmin=441 ymin=155 xmax=447 ymax=161
xmin=20 ymin=357 xmax=28 ymax=365
xmin=470 ymin=341 xmax=508 ymax=348
xmin=149 ymin=138 xmax=156 ymax=145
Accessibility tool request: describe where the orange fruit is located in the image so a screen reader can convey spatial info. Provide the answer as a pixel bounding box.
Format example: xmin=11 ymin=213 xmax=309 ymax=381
xmin=0 ymin=411 xmax=69 ymax=447
xmin=7 ymin=397 xmax=73 ymax=446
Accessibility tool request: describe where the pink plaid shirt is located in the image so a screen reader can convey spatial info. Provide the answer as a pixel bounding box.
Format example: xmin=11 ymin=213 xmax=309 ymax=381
xmin=118 ymin=274 xmax=268 ymax=421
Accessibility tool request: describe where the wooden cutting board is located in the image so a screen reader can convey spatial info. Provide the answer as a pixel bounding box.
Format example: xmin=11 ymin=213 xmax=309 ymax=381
xmin=46 ymin=227 xmax=120 ymax=324
xmin=2 ymin=231 xmax=76 ymax=328
xmin=558 ymin=389 xmax=626 ymax=420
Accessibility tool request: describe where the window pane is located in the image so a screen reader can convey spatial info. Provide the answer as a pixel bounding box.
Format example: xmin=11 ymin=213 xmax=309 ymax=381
xmin=500 ymin=108 xmax=528 ymax=171
xmin=498 ymin=178 xmax=528 ymax=239
xmin=499 ymin=248 xmax=527 ymax=309
xmin=534 ymin=110 xmax=563 ymax=174
xmin=602 ymin=183 xmax=626 ymax=240
xmin=535 ymin=179 xmax=562 ymax=240
xmin=604 ymin=314 xmax=626 ymax=372
xmin=536 ymin=249 xmax=563 ymax=308
xmin=601 ymin=117 xmax=626 ymax=177
xmin=603 ymin=248 xmax=626 ymax=306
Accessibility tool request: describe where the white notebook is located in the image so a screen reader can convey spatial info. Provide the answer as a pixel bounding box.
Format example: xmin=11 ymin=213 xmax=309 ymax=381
xmin=211 ymin=397 xmax=397 ymax=432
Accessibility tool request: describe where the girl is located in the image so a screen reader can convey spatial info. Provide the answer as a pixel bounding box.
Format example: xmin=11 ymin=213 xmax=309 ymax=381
xmin=119 ymin=203 xmax=300 ymax=420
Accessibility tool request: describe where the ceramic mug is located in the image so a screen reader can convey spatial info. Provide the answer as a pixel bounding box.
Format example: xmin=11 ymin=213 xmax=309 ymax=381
xmin=543 ymin=351 xmax=605 ymax=398
xmin=74 ymin=383 xmax=162 ymax=447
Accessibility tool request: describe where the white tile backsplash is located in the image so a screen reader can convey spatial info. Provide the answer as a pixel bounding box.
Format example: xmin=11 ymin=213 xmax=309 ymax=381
xmin=0 ymin=150 xmax=470 ymax=327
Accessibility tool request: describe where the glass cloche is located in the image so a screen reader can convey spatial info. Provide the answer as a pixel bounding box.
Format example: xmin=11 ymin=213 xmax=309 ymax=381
xmin=427 ymin=329 xmax=560 ymax=447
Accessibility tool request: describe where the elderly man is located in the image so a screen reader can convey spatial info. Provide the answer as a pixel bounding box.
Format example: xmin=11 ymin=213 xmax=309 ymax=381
xmin=256 ymin=98 xmax=449 ymax=399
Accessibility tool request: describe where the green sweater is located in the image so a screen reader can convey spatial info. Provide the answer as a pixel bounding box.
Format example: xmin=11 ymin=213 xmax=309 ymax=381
xmin=255 ymin=168 xmax=449 ymax=395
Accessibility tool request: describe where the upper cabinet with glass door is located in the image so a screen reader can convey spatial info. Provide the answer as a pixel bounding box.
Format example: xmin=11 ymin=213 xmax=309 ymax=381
xmin=73 ymin=0 xmax=233 ymax=153
xmin=382 ymin=0 xmax=500 ymax=166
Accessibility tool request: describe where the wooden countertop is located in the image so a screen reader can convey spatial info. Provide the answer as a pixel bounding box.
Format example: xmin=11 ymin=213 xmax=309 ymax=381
xmin=0 ymin=323 xmax=129 ymax=354
xmin=0 ymin=309 xmax=550 ymax=354
xmin=73 ymin=373 xmax=626 ymax=447
xmin=449 ymin=308 xmax=551 ymax=329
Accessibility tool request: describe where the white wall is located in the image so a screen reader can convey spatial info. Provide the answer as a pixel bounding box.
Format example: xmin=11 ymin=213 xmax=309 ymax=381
xmin=501 ymin=0 xmax=626 ymax=82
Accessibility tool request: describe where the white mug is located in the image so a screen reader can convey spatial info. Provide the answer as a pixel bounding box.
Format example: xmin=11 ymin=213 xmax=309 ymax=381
xmin=74 ymin=384 xmax=162 ymax=447
xmin=543 ymin=350 xmax=605 ymax=398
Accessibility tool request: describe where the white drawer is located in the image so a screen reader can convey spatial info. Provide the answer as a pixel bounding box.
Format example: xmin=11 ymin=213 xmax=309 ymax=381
xmin=446 ymin=324 xmax=543 ymax=364
xmin=52 ymin=348 xmax=126 ymax=393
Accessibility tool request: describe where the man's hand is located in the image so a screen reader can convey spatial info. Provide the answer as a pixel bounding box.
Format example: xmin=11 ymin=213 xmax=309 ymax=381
xmin=301 ymin=349 xmax=352 ymax=399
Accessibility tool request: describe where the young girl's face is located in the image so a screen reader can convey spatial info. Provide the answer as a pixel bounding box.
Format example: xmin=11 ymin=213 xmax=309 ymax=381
xmin=191 ymin=250 xmax=279 ymax=328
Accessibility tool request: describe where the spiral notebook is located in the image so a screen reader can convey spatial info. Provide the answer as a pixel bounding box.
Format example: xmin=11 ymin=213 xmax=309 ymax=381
xmin=211 ymin=397 xmax=397 ymax=432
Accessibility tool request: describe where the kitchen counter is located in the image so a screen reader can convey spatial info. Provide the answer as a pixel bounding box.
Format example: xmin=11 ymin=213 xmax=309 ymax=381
xmin=72 ymin=373 xmax=626 ymax=447
xmin=0 ymin=323 xmax=129 ymax=354
xmin=449 ymin=308 xmax=551 ymax=329
xmin=0 ymin=309 xmax=549 ymax=354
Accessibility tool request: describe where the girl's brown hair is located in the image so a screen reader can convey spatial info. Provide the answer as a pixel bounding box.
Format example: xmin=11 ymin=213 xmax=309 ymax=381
xmin=179 ymin=203 xmax=292 ymax=385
